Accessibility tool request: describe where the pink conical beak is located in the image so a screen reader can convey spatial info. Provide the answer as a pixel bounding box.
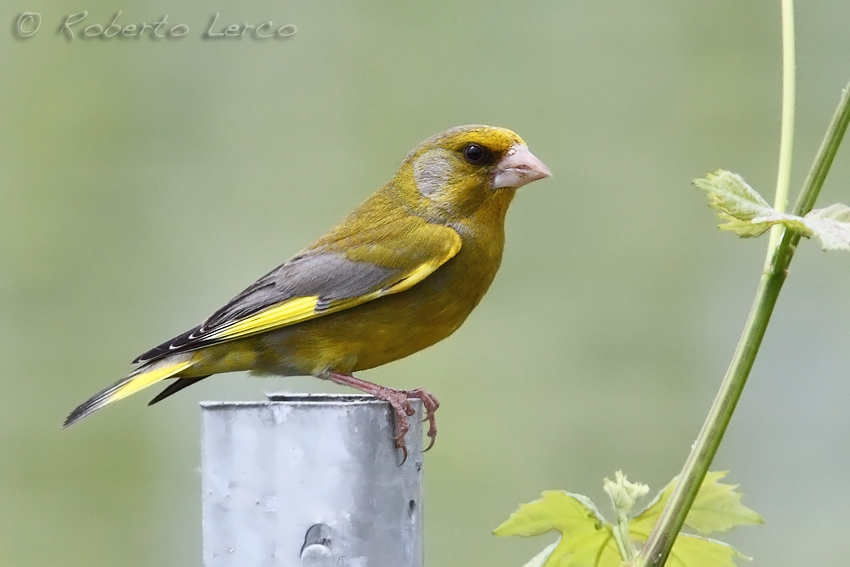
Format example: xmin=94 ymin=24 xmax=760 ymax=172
xmin=493 ymin=144 xmax=552 ymax=189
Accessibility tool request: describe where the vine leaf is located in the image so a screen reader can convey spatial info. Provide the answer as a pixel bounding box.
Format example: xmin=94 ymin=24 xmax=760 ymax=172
xmin=521 ymin=541 xmax=560 ymax=567
xmin=662 ymin=534 xmax=751 ymax=567
xmin=493 ymin=491 xmax=620 ymax=567
xmin=496 ymin=471 xmax=761 ymax=567
xmin=631 ymin=471 xmax=764 ymax=537
xmin=494 ymin=490 xmax=607 ymax=538
xmin=802 ymin=203 xmax=850 ymax=250
xmin=694 ymin=171 xmax=778 ymax=237
xmin=694 ymin=170 xmax=850 ymax=250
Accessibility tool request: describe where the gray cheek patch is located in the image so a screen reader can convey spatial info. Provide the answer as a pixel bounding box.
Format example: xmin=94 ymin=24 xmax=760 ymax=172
xmin=413 ymin=149 xmax=453 ymax=197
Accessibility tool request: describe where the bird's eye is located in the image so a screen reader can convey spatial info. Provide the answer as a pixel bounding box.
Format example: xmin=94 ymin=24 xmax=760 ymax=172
xmin=463 ymin=144 xmax=493 ymax=165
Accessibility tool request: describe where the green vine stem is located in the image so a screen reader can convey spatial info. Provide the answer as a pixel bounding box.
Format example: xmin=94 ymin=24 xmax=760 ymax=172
xmin=635 ymin=80 xmax=850 ymax=567
xmin=765 ymin=0 xmax=796 ymax=262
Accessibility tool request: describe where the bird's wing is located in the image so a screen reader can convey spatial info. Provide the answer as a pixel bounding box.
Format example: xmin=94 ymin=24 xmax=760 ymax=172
xmin=134 ymin=216 xmax=462 ymax=363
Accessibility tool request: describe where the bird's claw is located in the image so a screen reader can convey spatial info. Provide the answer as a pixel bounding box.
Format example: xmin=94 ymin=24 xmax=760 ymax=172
xmin=404 ymin=388 xmax=440 ymax=452
xmin=379 ymin=387 xmax=440 ymax=462
xmin=377 ymin=388 xmax=415 ymax=465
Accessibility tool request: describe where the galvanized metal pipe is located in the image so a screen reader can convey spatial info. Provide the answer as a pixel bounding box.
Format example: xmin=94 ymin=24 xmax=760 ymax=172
xmin=201 ymin=393 xmax=424 ymax=567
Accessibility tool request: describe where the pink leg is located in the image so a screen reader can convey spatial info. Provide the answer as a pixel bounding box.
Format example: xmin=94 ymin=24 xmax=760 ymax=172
xmin=327 ymin=371 xmax=440 ymax=463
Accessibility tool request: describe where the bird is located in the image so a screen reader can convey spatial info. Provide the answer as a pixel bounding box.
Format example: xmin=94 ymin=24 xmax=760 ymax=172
xmin=64 ymin=124 xmax=551 ymax=460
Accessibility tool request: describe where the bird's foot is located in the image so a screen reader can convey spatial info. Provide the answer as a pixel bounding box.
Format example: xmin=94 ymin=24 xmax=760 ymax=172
xmin=376 ymin=386 xmax=416 ymax=463
xmin=326 ymin=371 xmax=438 ymax=464
xmin=402 ymin=388 xmax=440 ymax=451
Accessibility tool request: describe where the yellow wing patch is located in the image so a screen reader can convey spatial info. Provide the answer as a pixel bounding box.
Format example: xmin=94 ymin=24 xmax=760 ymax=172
xmin=384 ymin=245 xmax=459 ymax=293
xmin=209 ymin=230 xmax=462 ymax=342
xmin=208 ymin=296 xmax=320 ymax=341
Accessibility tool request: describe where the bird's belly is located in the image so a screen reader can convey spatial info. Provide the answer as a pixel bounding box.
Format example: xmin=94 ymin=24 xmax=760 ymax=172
xmin=255 ymin=283 xmax=475 ymax=376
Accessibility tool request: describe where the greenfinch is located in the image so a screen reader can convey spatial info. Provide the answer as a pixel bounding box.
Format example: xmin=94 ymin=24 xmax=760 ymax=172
xmin=64 ymin=125 xmax=551 ymax=458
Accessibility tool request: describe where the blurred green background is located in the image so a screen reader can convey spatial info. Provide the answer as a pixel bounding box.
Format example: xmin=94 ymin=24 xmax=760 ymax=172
xmin=3 ymin=1 xmax=850 ymax=566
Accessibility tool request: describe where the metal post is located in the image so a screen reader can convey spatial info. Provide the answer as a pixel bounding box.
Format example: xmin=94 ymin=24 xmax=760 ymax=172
xmin=201 ymin=393 xmax=424 ymax=567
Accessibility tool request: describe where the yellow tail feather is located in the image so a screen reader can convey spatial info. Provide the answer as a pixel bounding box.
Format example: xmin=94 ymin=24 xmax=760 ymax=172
xmin=63 ymin=359 xmax=194 ymax=427
xmin=111 ymin=360 xmax=195 ymax=404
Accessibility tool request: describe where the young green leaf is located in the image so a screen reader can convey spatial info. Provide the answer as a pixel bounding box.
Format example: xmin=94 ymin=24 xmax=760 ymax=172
xmin=803 ymin=203 xmax=850 ymax=250
xmin=603 ymin=470 xmax=650 ymax=515
xmin=693 ymin=171 xmax=778 ymax=237
xmin=631 ymin=471 xmax=763 ymax=537
xmin=693 ymin=170 xmax=850 ymax=250
xmin=494 ymin=491 xmax=606 ymax=538
xmin=545 ymin=527 xmax=620 ymax=567
xmin=521 ymin=530 xmax=621 ymax=567
xmin=498 ymin=472 xmax=761 ymax=567
xmin=522 ymin=541 xmax=560 ymax=567
xmin=664 ymin=534 xmax=751 ymax=567
xmin=495 ymin=491 xmax=619 ymax=567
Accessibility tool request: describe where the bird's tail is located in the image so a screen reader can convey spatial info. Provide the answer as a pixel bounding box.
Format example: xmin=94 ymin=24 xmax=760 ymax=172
xmin=63 ymin=358 xmax=195 ymax=428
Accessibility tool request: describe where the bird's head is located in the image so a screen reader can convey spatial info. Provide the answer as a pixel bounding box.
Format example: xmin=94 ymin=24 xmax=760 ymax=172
xmin=394 ymin=125 xmax=551 ymax=220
